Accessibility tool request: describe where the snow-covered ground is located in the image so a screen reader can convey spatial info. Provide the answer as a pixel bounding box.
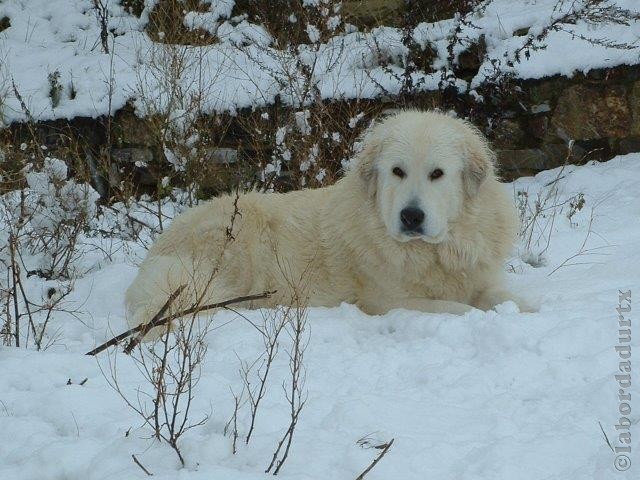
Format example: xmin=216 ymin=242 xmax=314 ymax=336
xmin=1 ymin=0 xmax=639 ymax=125
xmin=0 ymin=154 xmax=638 ymax=479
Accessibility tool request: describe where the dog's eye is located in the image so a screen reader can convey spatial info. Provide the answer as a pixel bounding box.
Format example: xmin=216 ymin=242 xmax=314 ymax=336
xmin=392 ymin=167 xmax=405 ymax=178
xmin=429 ymin=168 xmax=444 ymax=180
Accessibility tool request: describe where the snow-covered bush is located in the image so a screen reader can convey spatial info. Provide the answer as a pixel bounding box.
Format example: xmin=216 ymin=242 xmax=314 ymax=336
xmin=0 ymin=152 xmax=98 ymax=348
xmin=250 ymin=105 xmax=371 ymax=190
xmin=236 ymin=1 xmax=377 ymax=190
xmin=1 ymin=156 xmax=99 ymax=280
xmin=130 ymin=37 xmax=241 ymax=222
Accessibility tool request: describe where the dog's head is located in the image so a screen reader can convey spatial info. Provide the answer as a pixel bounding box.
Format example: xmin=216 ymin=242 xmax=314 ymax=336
xmin=355 ymin=110 xmax=495 ymax=244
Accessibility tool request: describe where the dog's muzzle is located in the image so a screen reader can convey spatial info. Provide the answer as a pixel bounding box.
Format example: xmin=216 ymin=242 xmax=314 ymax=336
xmin=400 ymin=206 xmax=425 ymax=233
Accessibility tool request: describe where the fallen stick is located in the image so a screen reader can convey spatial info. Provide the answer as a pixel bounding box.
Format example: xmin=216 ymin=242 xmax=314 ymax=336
xmin=86 ymin=285 xmax=185 ymax=356
xmin=86 ymin=288 xmax=274 ymax=356
xmin=124 ymin=284 xmax=187 ymax=354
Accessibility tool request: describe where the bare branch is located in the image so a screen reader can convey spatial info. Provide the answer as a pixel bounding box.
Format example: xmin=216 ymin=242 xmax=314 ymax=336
xmin=86 ymin=289 xmax=274 ymax=356
xmin=131 ymin=454 xmax=153 ymax=476
xmin=355 ymin=438 xmax=395 ymax=480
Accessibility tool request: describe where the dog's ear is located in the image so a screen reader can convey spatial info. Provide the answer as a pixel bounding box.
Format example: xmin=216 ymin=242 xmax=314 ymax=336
xmin=355 ymin=132 xmax=383 ymax=199
xmin=462 ymin=134 xmax=495 ymax=197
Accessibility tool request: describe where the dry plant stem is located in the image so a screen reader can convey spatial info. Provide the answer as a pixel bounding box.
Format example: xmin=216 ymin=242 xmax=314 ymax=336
xmin=244 ymin=308 xmax=288 ymax=445
xmin=153 ymin=325 xmax=171 ymax=443
xmin=265 ymin=408 xmax=303 ymax=475
xmin=154 ymin=307 xmax=208 ymax=465
xmin=224 ymin=388 xmax=243 ymax=455
xmin=92 ymin=0 xmax=110 ymax=54
xmin=11 ymin=80 xmax=33 ymax=122
xmin=6 ymin=232 xmax=38 ymax=347
xmin=13 ymin=250 xmax=38 ymax=346
xmin=2 ymin=198 xmax=78 ymax=349
xmin=124 ymin=290 xmax=275 ymax=354
xmin=2 ymin=267 xmax=11 ymax=345
xmin=355 ymin=438 xmax=395 ymax=480
xmin=9 ymin=231 xmax=60 ymax=349
xmin=265 ymin=303 xmax=308 ymax=475
xmin=9 ymin=235 xmax=20 ymax=347
xmin=86 ymin=290 xmax=274 ymax=356
xmin=32 ymin=286 xmax=73 ymax=350
xmin=547 ymin=207 xmax=607 ymax=276
xmin=232 ymin=395 xmax=240 ymax=455
xmin=85 ymin=285 xmax=185 ymax=355
xmin=131 ymin=454 xmax=153 ymax=476
xmin=98 ymin=194 xmax=252 ymax=464
xmin=104 ymin=305 xmax=212 ymax=466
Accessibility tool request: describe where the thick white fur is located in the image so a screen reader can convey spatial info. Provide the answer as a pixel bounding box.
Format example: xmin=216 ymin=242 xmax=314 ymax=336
xmin=125 ymin=110 xmax=522 ymax=333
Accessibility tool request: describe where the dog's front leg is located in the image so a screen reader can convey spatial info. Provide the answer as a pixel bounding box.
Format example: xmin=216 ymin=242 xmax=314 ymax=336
xmin=472 ymin=287 xmax=536 ymax=313
xmin=359 ymin=296 xmax=474 ymax=316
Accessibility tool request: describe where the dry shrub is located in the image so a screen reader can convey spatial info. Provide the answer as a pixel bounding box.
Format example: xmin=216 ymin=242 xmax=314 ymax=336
xmin=0 ymin=140 xmax=95 ymax=349
xmin=146 ymin=0 xmax=217 ymax=45
xmin=235 ymin=0 xmax=345 ymax=46
xmin=105 ymin=297 xmax=213 ymax=466
xmin=240 ymin=101 xmax=379 ymax=191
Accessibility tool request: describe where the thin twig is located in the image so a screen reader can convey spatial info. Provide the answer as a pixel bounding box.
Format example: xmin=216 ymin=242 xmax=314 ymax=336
xmin=547 ymin=208 xmax=609 ymax=276
xmin=355 ymin=438 xmax=395 ymax=480
xmin=9 ymin=236 xmax=21 ymax=347
xmin=598 ymin=421 xmax=615 ymax=453
xmin=132 ymin=454 xmax=153 ymax=476
xmin=244 ymin=306 xmax=288 ymax=445
xmin=265 ymin=290 xmax=308 ymax=475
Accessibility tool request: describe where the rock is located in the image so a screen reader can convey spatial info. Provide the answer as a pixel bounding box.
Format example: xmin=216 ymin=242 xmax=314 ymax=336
xmin=342 ymin=0 xmax=403 ymax=28
xmin=530 ymin=103 xmax=551 ymax=114
xmin=0 ymin=16 xmax=9 ymax=33
xmin=497 ymin=144 xmax=575 ymax=173
xmin=513 ymin=27 xmax=530 ymax=37
xmin=457 ymin=36 xmax=487 ymax=75
xmin=629 ymin=81 xmax=640 ymax=136
xmin=527 ymin=76 xmax=568 ymax=104
xmin=491 ymin=118 xmax=525 ymax=149
xmin=497 ymin=148 xmax=545 ymax=172
xmin=551 ymin=84 xmax=630 ymax=140
xmin=619 ymin=136 xmax=640 ymax=155
xmin=112 ymin=147 xmax=154 ymax=165
xmin=205 ymin=148 xmax=237 ymax=164
xmin=527 ymin=115 xmax=549 ymax=140
xmin=112 ymin=109 xmax=156 ymax=146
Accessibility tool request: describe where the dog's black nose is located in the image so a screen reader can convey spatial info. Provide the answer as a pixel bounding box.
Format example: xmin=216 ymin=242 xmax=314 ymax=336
xmin=400 ymin=207 xmax=425 ymax=231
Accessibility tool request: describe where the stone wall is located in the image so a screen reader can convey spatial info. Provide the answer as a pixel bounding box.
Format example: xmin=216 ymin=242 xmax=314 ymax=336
xmin=5 ymin=64 xmax=640 ymax=192
xmin=492 ymin=64 xmax=640 ymax=178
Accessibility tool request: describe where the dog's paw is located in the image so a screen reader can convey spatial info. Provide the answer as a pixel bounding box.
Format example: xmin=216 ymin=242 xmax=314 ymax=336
xmin=505 ymin=293 xmax=538 ymax=313
xmin=475 ymin=289 xmax=537 ymax=314
xmin=493 ymin=300 xmax=521 ymax=314
xmin=515 ymin=298 xmax=537 ymax=313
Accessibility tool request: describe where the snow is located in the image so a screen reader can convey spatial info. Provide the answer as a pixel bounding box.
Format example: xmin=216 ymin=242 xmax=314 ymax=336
xmin=468 ymin=0 xmax=640 ymax=85
xmin=306 ymin=23 xmax=321 ymax=44
xmin=1 ymin=0 xmax=639 ymax=125
xmin=1 ymin=154 xmax=639 ymax=479
xmin=183 ymin=0 xmax=235 ymax=34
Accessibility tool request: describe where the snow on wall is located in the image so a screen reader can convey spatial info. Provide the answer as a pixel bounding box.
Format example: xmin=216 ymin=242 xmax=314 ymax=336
xmin=0 ymin=0 xmax=639 ymax=126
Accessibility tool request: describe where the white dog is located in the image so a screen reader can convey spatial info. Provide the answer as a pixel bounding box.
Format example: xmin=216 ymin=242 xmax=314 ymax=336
xmin=125 ymin=110 xmax=523 ymax=333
